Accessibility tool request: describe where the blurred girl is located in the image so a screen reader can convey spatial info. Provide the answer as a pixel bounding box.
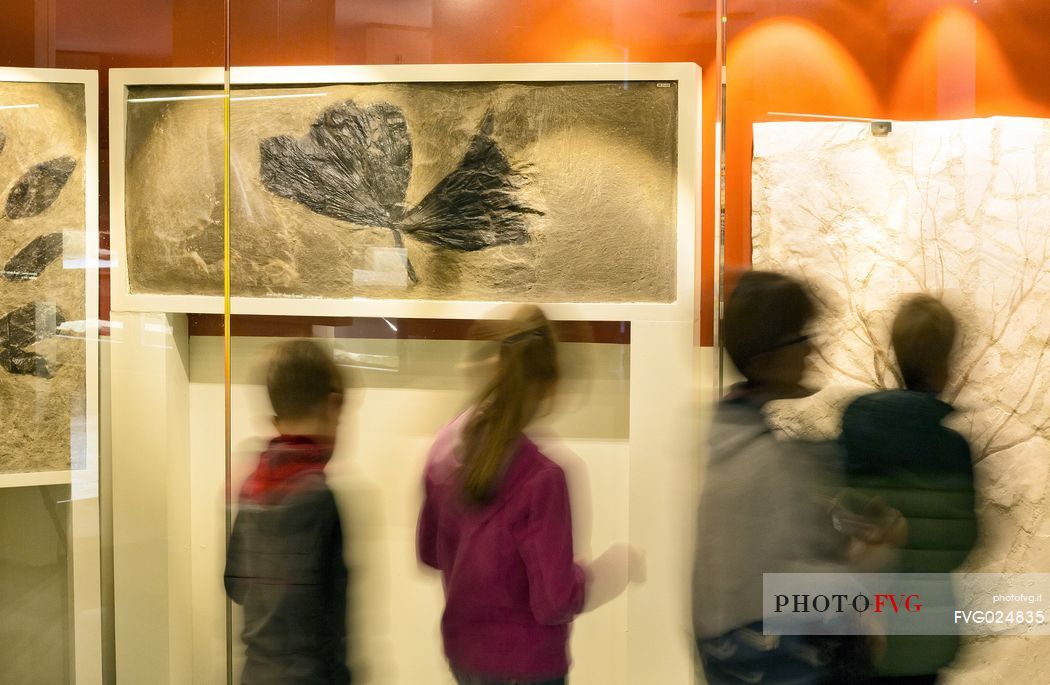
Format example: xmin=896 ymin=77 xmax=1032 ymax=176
xmin=417 ymin=305 xmax=630 ymax=685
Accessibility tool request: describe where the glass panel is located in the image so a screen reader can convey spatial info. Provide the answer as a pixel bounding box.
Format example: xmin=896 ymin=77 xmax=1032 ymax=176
xmin=225 ymin=2 xmax=714 ymax=684
xmin=0 ymin=1 xmax=725 ymax=682
xmin=0 ymin=2 xmax=226 ymax=684
xmin=105 ymin=52 xmax=228 ymax=685
xmin=0 ymin=3 xmax=102 ymax=681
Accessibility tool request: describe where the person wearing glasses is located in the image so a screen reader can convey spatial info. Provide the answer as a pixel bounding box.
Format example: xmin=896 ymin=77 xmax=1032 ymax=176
xmin=692 ymin=271 xmax=871 ymax=685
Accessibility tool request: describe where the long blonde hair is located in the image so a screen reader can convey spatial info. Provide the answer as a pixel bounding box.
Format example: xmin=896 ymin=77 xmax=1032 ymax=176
xmin=461 ymin=305 xmax=558 ymax=504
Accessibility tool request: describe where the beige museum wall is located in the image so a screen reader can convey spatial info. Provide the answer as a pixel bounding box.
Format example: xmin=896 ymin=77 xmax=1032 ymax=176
xmin=109 ymin=311 xmax=718 ymax=685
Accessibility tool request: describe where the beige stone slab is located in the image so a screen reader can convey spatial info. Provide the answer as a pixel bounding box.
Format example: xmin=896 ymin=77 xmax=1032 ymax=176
xmin=753 ymin=117 xmax=1050 ymax=683
xmin=0 ymin=80 xmax=87 ymax=475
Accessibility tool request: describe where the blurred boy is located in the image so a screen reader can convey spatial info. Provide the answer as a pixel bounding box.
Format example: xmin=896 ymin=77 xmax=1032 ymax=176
xmin=692 ymin=271 xmax=868 ymax=685
xmin=225 ymin=339 xmax=352 ymax=685
xmin=841 ymin=294 xmax=978 ymax=684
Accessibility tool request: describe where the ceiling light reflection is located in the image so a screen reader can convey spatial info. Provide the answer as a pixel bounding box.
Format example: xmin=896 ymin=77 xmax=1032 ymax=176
xmin=127 ymin=92 xmax=328 ymax=104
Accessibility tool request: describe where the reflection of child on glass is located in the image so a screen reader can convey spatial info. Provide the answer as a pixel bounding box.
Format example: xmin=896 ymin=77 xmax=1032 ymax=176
xmin=417 ymin=305 xmax=641 ymax=685
xmin=224 ymin=340 xmax=351 ymax=685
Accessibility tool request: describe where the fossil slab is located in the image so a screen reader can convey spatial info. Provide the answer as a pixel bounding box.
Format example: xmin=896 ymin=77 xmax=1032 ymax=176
xmin=123 ymin=79 xmax=679 ymax=303
xmin=753 ymin=117 xmax=1050 ymax=682
xmin=0 ymin=80 xmax=87 ymax=474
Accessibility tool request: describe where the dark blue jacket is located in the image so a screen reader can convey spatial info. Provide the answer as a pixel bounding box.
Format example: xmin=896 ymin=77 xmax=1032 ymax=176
xmin=841 ymin=390 xmax=978 ymax=676
xmin=225 ymin=472 xmax=351 ymax=685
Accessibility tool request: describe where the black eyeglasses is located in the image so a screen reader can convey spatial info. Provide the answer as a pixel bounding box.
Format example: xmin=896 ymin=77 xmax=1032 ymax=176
xmin=502 ymin=328 xmax=547 ymax=346
xmin=768 ymin=333 xmax=811 ymax=351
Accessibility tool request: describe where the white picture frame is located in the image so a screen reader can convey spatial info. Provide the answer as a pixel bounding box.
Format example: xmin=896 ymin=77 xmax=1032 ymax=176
xmin=0 ymin=67 xmax=99 ymax=486
xmin=109 ymin=63 xmax=699 ymax=324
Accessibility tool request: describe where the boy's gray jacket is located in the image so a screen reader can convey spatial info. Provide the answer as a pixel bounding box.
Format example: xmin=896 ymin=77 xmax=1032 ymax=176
xmin=692 ymin=397 xmax=848 ymax=639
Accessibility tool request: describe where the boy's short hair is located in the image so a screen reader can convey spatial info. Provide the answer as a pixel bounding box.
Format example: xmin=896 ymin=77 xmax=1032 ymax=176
xmin=723 ymin=271 xmax=814 ymax=381
xmin=892 ymin=294 xmax=957 ymax=390
xmin=266 ymin=339 xmax=345 ymax=420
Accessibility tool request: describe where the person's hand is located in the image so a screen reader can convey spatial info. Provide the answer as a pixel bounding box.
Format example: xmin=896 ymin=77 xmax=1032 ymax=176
xmin=626 ymin=544 xmax=646 ymax=583
xmin=582 ymin=543 xmax=646 ymax=611
xmin=598 ymin=543 xmax=647 ymax=582
xmin=876 ymin=507 xmax=907 ymax=547
xmin=833 ymin=492 xmax=908 ymax=546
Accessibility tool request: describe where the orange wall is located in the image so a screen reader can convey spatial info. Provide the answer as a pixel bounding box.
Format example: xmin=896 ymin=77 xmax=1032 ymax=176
xmin=0 ymin=1 xmax=36 ymax=67
xmin=724 ymin=1 xmax=1050 ymax=289
xmin=4 ymin=0 xmax=1050 ymax=344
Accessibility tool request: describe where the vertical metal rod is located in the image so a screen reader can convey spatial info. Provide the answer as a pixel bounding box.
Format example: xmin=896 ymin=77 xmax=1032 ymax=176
xmin=223 ymin=1 xmax=233 ymax=682
xmin=715 ymin=0 xmax=729 ymax=398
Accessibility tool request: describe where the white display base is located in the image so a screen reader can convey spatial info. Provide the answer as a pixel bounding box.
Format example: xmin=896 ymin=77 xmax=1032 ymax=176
xmin=0 ymin=471 xmax=73 ymax=489
xmin=109 ymin=312 xmax=192 ymax=685
xmin=111 ymin=325 xmax=709 ymax=685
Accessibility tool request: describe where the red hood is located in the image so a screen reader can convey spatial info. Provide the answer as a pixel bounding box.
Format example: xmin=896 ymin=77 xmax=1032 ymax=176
xmin=240 ymin=435 xmax=334 ymax=504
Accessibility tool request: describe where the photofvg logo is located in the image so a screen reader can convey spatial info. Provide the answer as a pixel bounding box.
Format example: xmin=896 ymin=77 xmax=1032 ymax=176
xmin=773 ymin=592 xmax=923 ymax=615
xmin=762 ymin=574 xmax=934 ymax=637
xmin=763 ymin=573 xmax=1050 ymax=636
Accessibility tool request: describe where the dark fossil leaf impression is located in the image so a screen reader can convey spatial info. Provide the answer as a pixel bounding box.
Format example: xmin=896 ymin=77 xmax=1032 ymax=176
xmin=5 ymin=155 xmax=77 ymax=220
xmin=260 ymin=100 xmax=541 ymax=282
xmin=3 ymin=232 xmax=64 ymax=281
xmin=398 ymin=112 xmax=541 ymax=252
xmin=261 ymin=102 xmax=412 ymax=228
xmin=0 ymin=302 xmax=66 ymax=379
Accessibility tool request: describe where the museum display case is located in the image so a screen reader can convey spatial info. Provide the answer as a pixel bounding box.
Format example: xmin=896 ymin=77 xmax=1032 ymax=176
xmin=0 ymin=2 xmax=225 ymax=684
xmin=0 ymin=65 xmax=100 ymax=685
xmin=101 ymin=4 xmax=715 ymax=684
xmin=3 ymin=1 xmax=1050 ymax=684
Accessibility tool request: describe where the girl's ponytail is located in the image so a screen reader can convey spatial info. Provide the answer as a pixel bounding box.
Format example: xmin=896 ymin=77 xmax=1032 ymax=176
xmin=460 ymin=306 xmax=558 ymax=504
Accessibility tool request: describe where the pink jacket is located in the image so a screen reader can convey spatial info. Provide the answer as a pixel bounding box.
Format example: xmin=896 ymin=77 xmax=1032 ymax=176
xmin=417 ymin=418 xmax=587 ymax=680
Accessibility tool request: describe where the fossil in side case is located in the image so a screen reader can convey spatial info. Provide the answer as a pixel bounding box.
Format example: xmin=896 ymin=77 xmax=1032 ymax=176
xmin=4 ymin=155 xmax=76 ymax=220
xmin=0 ymin=301 xmax=66 ymax=379
xmin=3 ymin=232 xmax=64 ymax=281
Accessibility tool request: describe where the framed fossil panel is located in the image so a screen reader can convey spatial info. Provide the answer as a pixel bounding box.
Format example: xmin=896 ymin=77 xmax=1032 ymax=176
xmin=109 ymin=64 xmax=699 ymax=321
xmin=0 ymin=68 xmax=98 ymax=478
